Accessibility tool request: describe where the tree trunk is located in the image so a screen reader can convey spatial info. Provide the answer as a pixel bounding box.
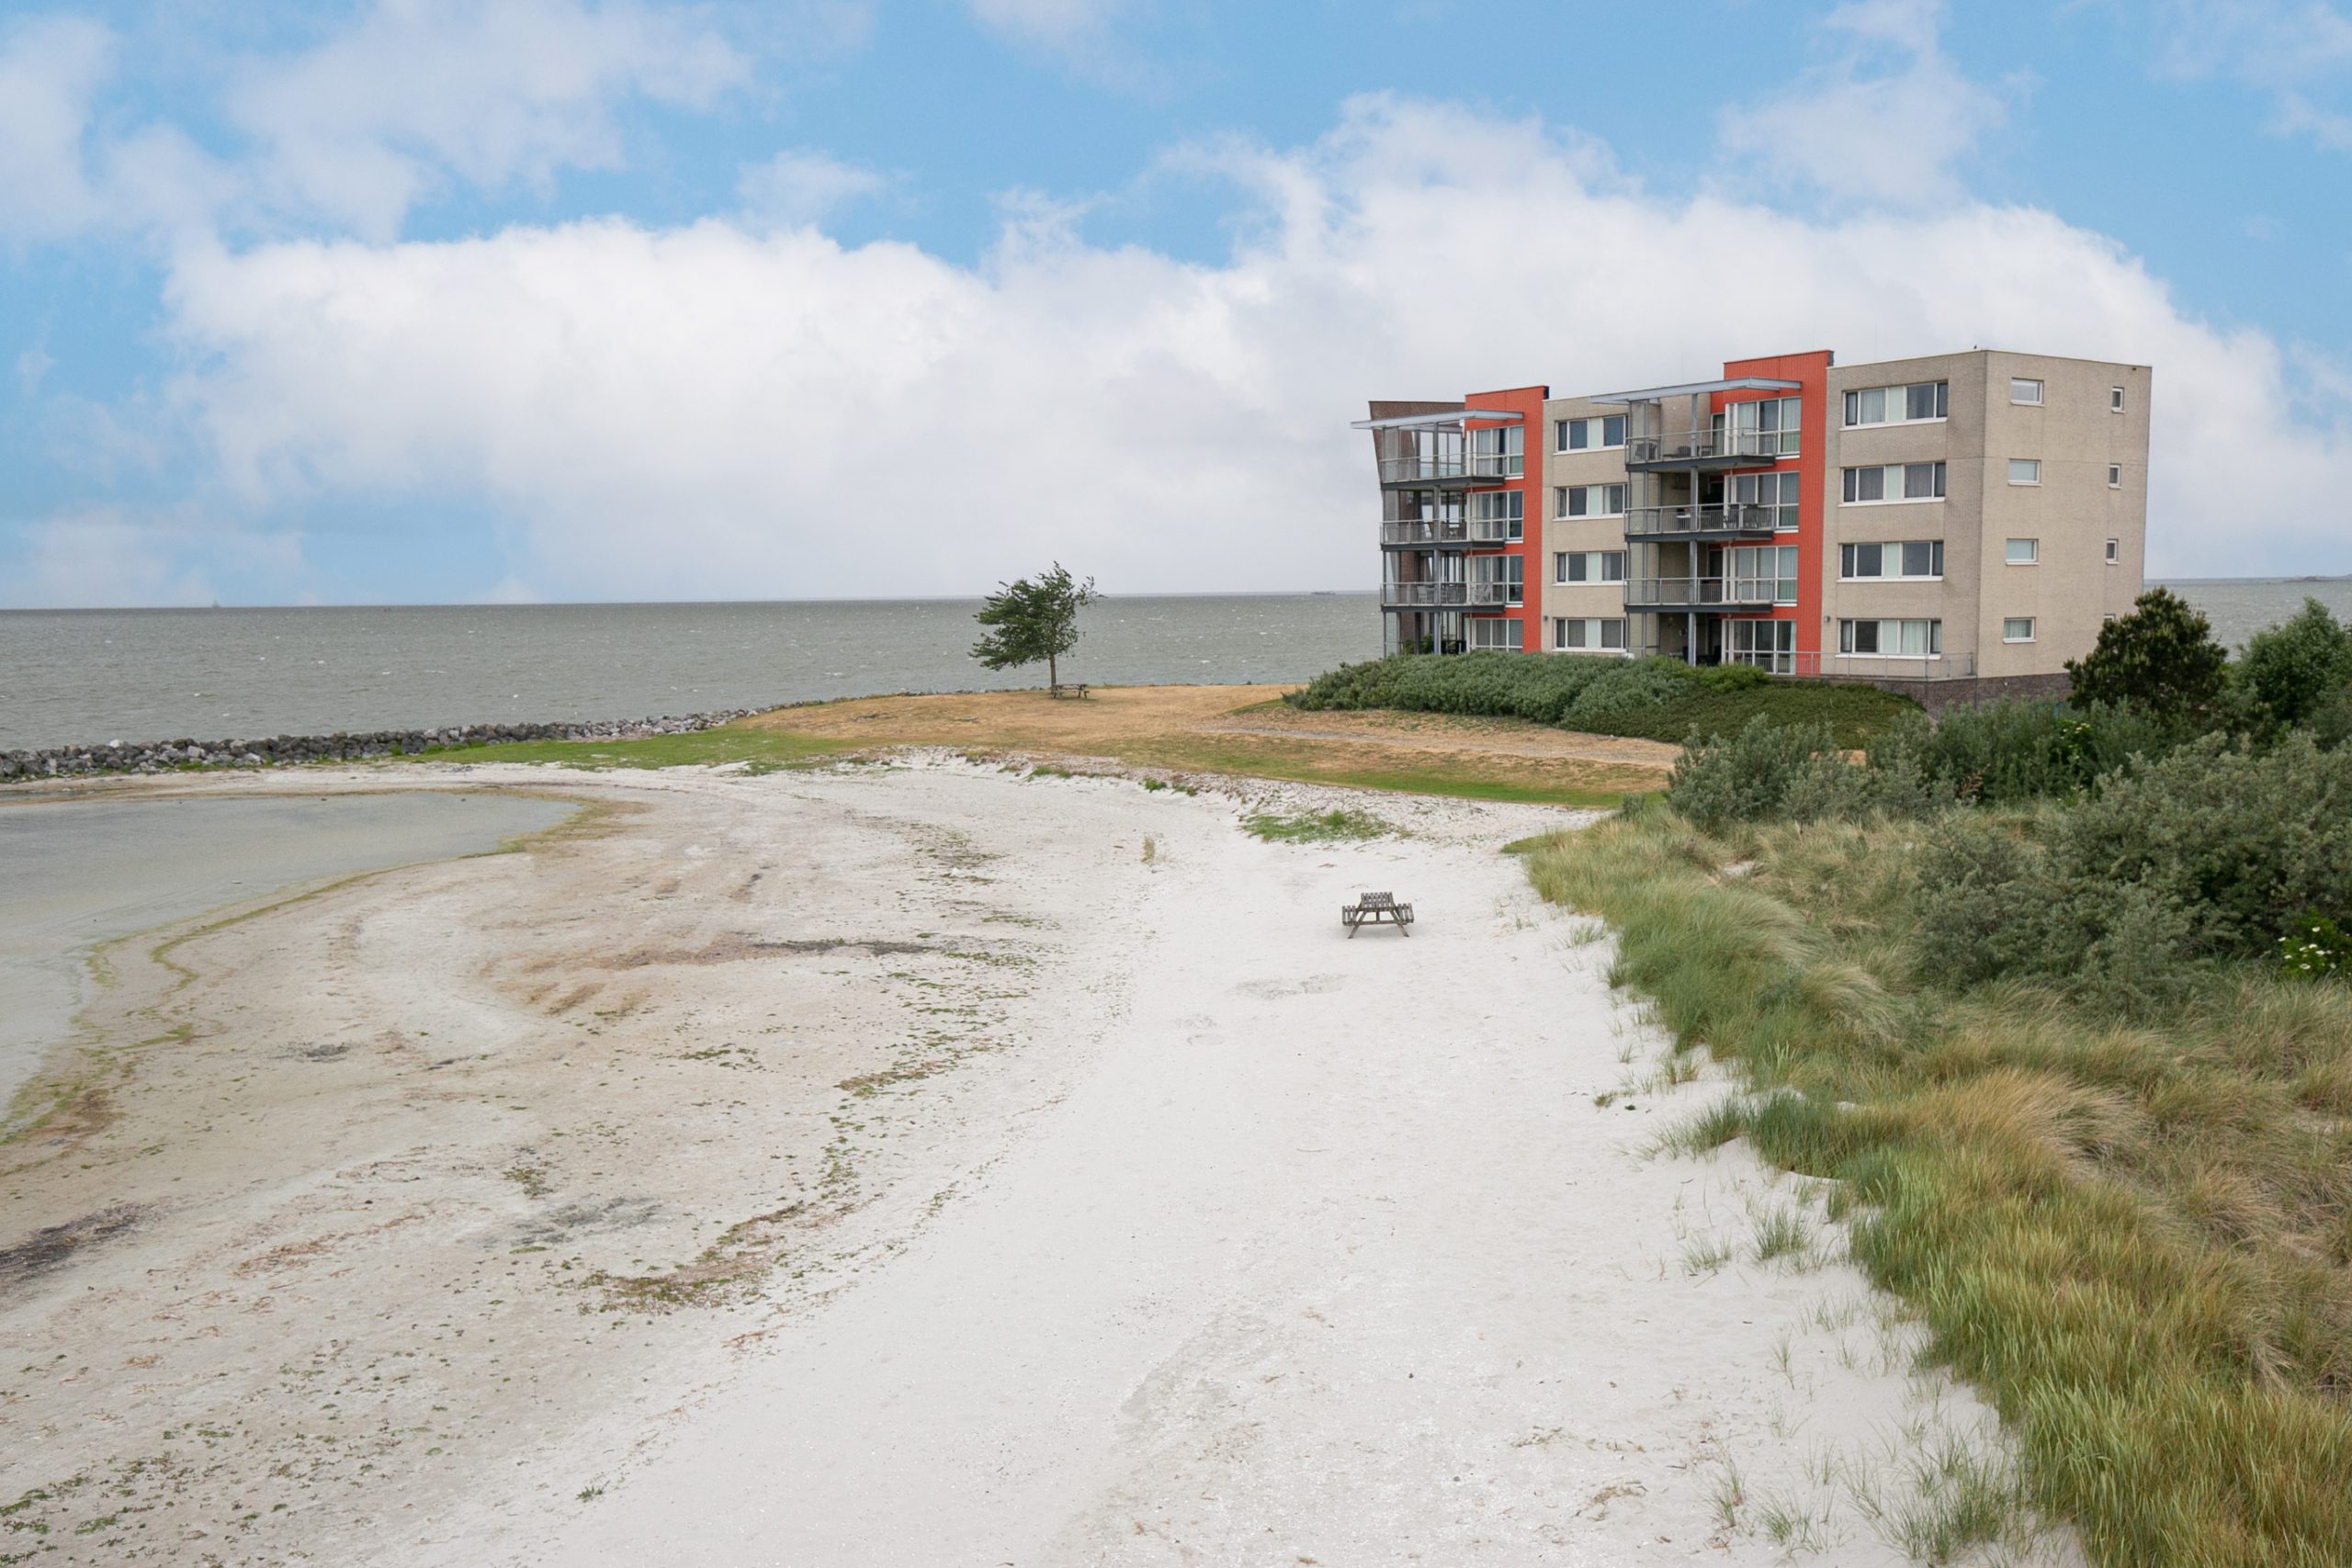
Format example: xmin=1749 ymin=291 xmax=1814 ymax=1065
xmin=1048 ymin=653 xmax=1058 ymax=691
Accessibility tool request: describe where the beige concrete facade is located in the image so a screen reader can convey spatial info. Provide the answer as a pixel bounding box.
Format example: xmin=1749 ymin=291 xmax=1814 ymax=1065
xmin=1822 ymin=350 xmax=2150 ymax=679
xmin=1538 ymin=394 xmax=1636 ymax=654
xmin=1523 ymin=349 xmax=2149 ymax=678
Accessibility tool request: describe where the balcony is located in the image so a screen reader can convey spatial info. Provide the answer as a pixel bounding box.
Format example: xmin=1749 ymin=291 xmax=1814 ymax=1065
xmin=1623 ymin=575 xmax=1782 ymax=610
xmin=1376 ymin=453 xmax=1522 ymax=489
xmin=1378 ymin=581 xmax=1519 ymax=608
xmin=1623 ymin=427 xmax=1790 ymax=472
xmin=1623 ymin=502 xmax=1781 ymax=538
xmin=1381 ymin=519 xmax=1471 ymax=548
xmin=1379 ymin=581 xmax=1467 ymax=608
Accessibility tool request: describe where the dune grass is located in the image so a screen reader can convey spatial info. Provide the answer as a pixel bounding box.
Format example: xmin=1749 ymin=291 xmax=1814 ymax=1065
xmin=1241 ymin=808 xmax=1391 ymax=843
xmin=1523 ymin=806 xmax=2352 ymax=1566
xmin=418 ymin=723 xmax=845 ymax=772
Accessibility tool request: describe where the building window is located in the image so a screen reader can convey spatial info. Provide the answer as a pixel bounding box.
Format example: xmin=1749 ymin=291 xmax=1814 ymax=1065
xmin=1470 ymin=489 xmax=1523 ymax=542
xmin=1841 ymin=461 xmax=1945 ymax=503
xmin=1556 ymin=414 xmax=1625 ymax=452
xmin=1842 ymin=380 xmax=1949 ymax=426
xmin=2010 ymin=378 xmax=2042 ymax=405
xmin=2007 ymin=458 xmax=2041 ymax=485
xmin=2110 ymin=386 xmax=2125 ymax=412
xmin=2006 ymin=537 xmax=2039 ymax=565
xmin=2106 ymin=537 xmax=2120 ymax=563
xmin=1838 ymin=618 xmax=1942 ymax=657
xmin=2004 ymin=617 xmax=2037 ymax=642
xmin=1722 ymin=396 xmax=1801 ymax=456
xmin=1469 ymin=616 xmax=1521 ymax=649
xmin=1727 ymin=545 xmax=1799 ymax=604
xmin=1555 ymin=550 xmax=1626 ymax=584
xmin=1472 ymin=555 xmax=1525 ymax=606
xmin=1554 ymin=616 xmax=1627 ymax=653
xmin=1731 ymin=470 xmax=1803 ymax=529
xmin=1840 ymin=540 xmax=1944 ymax=581
xmin=1555 ymin=483 xmax=1627 ymax=518
xmin=1728 ymin=618 xmax=1795 ymax=674
xmin=1470 ymin=423 xmax=1523 ymax=478
xmin=2109 ymin=464 xmax=2121 ymax=489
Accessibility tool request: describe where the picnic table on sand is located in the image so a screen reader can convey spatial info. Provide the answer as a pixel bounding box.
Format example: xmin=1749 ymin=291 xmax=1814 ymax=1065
xmin=1341 ymin=891 xmax=1413 ymax=938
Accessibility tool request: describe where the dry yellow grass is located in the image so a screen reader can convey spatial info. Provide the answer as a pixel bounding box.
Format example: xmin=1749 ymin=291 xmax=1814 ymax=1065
xmin=744 ymin=684 xmax=1674 ymax=806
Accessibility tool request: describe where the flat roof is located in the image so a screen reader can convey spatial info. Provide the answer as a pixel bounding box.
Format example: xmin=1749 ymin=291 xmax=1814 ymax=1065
xmin=1349 ymin=407 xmax=1522 ymax=431
xmin=1581 ymin=376 xmax=1802 ymax=404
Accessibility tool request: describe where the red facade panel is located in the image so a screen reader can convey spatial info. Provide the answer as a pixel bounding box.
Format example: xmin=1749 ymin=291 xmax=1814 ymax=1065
xmin=1716 ymin=351 xmax=1832 ymax=660
xmin=1464 ymin=384 xmax=1549 ymax=651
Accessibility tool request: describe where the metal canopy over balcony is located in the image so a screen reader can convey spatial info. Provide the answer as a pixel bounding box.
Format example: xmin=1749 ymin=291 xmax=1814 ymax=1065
xmin=1583 ymin=376 xmax=1800 ymax=404
xmin=1623 ymin=502 xmax=1781 ymax=538
xmin=1355 ymin=407 xmax=1526 ymax=489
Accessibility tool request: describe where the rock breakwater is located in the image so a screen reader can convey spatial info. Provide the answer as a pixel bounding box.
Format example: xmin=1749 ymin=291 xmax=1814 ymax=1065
xmin=1 ymin=709 xmax=763 ymax=782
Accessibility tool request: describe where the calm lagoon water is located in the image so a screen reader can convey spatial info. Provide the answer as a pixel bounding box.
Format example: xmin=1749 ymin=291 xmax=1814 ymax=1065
xmin=0 ymin=581 xmax=2342 ymax=752
xmin=0 ymin=594 xmax=1383 ymax=752
xmin=0 ymin=792 xmax=576 ymax=1117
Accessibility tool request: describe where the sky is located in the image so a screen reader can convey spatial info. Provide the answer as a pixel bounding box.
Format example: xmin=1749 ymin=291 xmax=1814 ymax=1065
xmin=3 ymin=0 xmax=2352 ymax=607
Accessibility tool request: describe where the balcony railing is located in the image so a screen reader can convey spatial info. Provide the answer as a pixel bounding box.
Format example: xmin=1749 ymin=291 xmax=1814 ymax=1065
xmin=1792 ymin=651 xmax=1976 ymax=681
xmin=1380 ymin=581 xmax=1519 ymax=607
xmin=1381 ymin=519 xmax=1471 ymax=547
xmin=1623 ymin=503 xmax=1781 ymax=537
xmin=1376 ymin=455 xmax=1522 ymax=485
xmin=1380 ymin=581 xmax=1465 ymax=607
xmin=1623 ymin=576 xmax=1782 ymax=608
xmin=1623 ymin=428 xmax=1789 ymax=468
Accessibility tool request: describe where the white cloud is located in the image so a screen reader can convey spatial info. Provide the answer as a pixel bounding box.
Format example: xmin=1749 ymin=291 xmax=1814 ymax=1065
xmin=2158 ymin=1 xmax=2352 ymax=152
xmin=228 ymin=0 xmax=751 ymax=238
xmin=16 ymin=344 xmax=55 ymax=396
xmin=135 ymin=96 xmax=2352 ymax=601
xmin=1717 ymin=0 xmax=2007 ymax=204
xmin=0 ymin=15 xmax=117 ymax=240
xmin=736 ymin=149 xmax=888 ymax=229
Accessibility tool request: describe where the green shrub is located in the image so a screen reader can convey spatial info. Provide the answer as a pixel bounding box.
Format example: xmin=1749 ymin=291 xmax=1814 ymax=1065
xmin=1909 ymin=736 xmax=2352 ymax=1013
xmin=1867 ymin=699 xmax=2173 ymax=806
xmin=1283 ymin=652 xmax=1917 ymax=748
xmin=2065 ymin=586 xmax=2228 ymax=722
xmin=2235 ymin=598 xmax=2352 ymax=739
xmin=1667 ymin=715 xmax=1940 ymax=829
xmin=2053 ymin=733 xmax=2352 ymax=960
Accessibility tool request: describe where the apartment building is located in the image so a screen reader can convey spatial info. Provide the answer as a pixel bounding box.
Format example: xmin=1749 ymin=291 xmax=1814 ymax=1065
xmin=1360 ymin=349 xmax=2150 ymax=692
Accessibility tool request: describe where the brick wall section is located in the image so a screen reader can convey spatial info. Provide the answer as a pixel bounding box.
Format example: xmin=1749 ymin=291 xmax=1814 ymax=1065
xmin=1822 ymin=672 xmax=2074 ymax=716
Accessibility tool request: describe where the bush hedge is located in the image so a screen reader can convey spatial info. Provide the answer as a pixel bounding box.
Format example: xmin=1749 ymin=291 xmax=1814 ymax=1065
xmin=1284 ymin=652 xmax=1918 ymax=748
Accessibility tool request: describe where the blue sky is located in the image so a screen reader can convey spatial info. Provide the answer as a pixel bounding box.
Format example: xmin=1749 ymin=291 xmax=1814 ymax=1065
xmin=4 ymin=0 xmax=2351 ymax=605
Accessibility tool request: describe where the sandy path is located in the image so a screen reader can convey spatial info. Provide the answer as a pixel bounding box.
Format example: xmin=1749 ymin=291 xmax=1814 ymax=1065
xmin=1 ymin=760 xmax=2057 ymax=1566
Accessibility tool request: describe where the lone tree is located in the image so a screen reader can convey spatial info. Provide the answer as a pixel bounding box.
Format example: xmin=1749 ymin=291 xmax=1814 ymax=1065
xmin=2065 ymin=585 xmax=2228 ymax=720
xmin=971 ymin=562 xmax=1097 ymax=692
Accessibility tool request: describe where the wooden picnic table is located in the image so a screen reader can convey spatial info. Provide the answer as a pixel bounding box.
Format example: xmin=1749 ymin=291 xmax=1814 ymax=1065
xmin=1341 ymin=891 xmax=1413 ymax=938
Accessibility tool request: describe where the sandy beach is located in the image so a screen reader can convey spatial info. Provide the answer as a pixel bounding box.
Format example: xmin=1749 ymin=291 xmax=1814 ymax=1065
xmin=0 ymin=755 xmax=2063 ymax=1565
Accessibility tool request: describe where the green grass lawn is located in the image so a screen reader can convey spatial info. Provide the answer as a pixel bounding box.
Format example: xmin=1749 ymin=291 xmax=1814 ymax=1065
xmin=416 ymin=723 xmax=845 ymax=772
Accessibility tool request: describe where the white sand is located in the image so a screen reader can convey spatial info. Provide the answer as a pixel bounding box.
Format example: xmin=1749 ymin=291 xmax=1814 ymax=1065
xmin=0 ymin=758 xmax=2067 ymax=1565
